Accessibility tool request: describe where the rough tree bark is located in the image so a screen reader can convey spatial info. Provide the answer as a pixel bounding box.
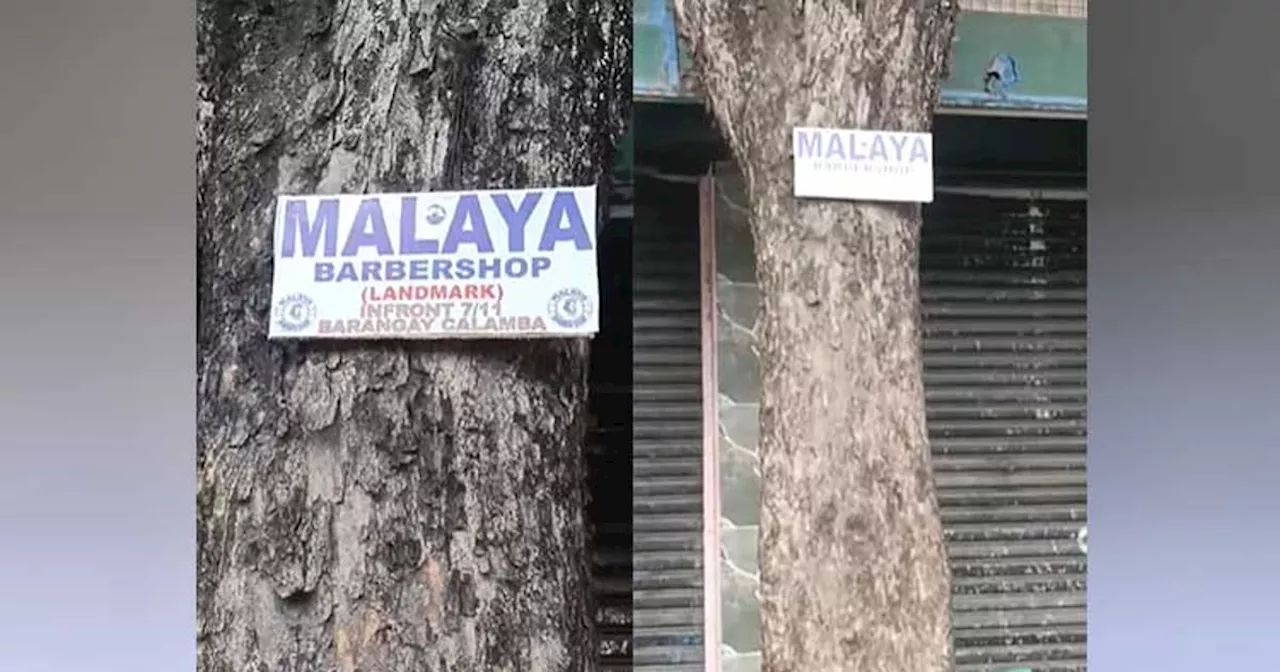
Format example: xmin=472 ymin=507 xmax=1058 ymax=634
xmin=672 ymin=2 xmax=958 ymax=671
xmin=196 ymin=1 xmax=627 ymax=670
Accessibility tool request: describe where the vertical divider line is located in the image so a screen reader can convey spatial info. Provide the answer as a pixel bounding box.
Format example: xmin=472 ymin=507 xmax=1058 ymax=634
xmin=698 ymin=174 xmax=722 ymax=672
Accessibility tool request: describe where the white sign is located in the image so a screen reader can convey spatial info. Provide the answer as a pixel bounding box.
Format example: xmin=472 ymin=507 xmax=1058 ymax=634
xmin=268 ymin=186 xmax=600 ymax=340
xmin=792 ymin=127 xmax=934 ymax=203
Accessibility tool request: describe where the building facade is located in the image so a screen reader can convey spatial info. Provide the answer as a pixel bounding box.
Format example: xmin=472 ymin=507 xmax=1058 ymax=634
xmin=591 ymin=3 xmax=1088 ymax=671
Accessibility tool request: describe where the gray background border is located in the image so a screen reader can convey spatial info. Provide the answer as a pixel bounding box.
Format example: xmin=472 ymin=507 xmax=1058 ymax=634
xmin=1090 ymin=0 xmax=1280 ymax=668
xmin=0 ymin=0 xmax=193 ymax=669
xmin=0 ymin=0 xmax=1277 ymax=669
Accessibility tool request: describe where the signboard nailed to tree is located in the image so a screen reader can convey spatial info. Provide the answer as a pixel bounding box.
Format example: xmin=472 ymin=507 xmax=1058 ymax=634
xmin=268 ymin=186 xmax=600 ymax=340
xmin=792 ymin=127 xmax=934 ymax=203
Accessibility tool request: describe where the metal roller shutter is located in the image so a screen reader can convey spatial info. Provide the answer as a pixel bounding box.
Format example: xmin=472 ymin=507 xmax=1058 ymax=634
xmin=592 ymin=180 xmax=636 ymax=670
xmin=921 ymin=191 xmax=1087 ymax=672
xmin=630 ymin=176 xmax=706 ymax=670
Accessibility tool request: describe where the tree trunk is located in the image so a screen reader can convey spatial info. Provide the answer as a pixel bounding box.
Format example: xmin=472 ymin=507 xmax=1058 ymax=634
xmin=195 ymin=1 xmax=628 ymax=671
xmin=672 ymin=2 xmax=958 ymax=670
xmin=753 ymin=195 xmax=952 ymax=672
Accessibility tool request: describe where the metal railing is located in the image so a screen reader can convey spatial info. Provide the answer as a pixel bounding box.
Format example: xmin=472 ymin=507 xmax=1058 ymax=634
xmin=962 ymin=0 xmax=1087 ymax=17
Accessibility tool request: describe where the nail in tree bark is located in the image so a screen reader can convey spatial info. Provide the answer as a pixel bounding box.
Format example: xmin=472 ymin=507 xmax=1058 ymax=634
xmin=196 ymin=1 xmax=628 ymax=669
xmin=671 ymin=1 xmax=959 ymax=670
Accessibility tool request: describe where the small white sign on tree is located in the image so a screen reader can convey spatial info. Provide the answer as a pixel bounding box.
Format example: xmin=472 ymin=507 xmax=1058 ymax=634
xmin=792 ymin=127 xmax=934 ymax=203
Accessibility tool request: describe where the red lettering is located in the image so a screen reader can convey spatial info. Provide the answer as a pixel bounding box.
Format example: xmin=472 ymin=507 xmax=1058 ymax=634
xmin=368 ymin=285 xmax=477 ymax=301
xmin=372 ymin=284 xmax=511 ymax=302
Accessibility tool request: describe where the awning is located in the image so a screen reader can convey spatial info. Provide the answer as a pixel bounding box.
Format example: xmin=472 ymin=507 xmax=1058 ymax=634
xmin=633 ymin=1 xmax=1086 ymax=117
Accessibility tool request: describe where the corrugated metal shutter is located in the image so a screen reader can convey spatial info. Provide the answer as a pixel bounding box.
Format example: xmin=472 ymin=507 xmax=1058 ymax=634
xmin=630 ymin=176 xmax=705 ymax=670
xmin=592 ymin=180 xmax=636 ymax=670
xmin=921 ymin=192 xmax=1087 ymax=672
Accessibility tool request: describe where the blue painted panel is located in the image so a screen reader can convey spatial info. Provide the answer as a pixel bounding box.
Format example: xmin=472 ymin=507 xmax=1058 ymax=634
xmin=633 ymin=0 xmax=683 ymax=97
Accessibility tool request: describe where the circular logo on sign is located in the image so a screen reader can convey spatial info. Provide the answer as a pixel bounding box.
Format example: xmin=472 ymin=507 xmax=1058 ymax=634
xmin=548 ymin=288 xmax=593 ymax=329
xmin=274 ymin=293 xmax=316 ymax=332
xmin=425 ymin=203 xmax=448 ymax=225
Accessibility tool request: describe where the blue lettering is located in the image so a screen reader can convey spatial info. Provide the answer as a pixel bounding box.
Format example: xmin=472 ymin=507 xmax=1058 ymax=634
xmin=795 ymin=130 xmax=823 ymax=159
xmin=849 ymin=134 xmax=867 ymax=160
xmin=909 ymin=137 xmax=930 ymax=162
xmin=791 ymin=131 xmax=938 ymax=164
xmin=537 ymin=191 xmax=593 ymax=252
xmin=281 ymin=189 xmax=598 ymax=262
xmin=281 ymin=198 xmax=338 ymax=258
xmin=477 ymin=258 xmax=502 ymax=278
xmin=309 ymin=255 xmax=555 ymax=282
xmin=341 ymin=198 xmax=394 ymax=257
xmin=493 ymin=192 xmax=542 ymax=252
xmin=824 ymin=132 xmax=846 ymax=160
xmin=442 ymin=195 xmax=495 ymax=253
xmin=399 ymin=195 xmax=440 ymax=254
xmin=888 ymin=135 xmax=909 ymax=161
xmin=868 ymin=134 xmax=889 ymax=161
xmin=336 ymin=263 xmax=359 ymax=281
xmin=505 ymin=258 xmax=529 ymax=277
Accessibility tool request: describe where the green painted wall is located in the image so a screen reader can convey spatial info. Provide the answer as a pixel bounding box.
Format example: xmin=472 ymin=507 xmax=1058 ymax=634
xmin=633 ymin=2 xmax=1087 ymax=114
xmin=941 ymin=12 xmax=1086 ymax=113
